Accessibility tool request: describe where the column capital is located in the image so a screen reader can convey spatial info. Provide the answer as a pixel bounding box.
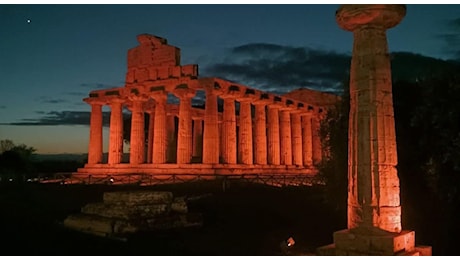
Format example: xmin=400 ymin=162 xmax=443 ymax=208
xmin=173 ymin=87 xmax=196 ymax=99
xmin=149 ymin=90 xmax=168 ymax=102
xmin=336 ymin=4 xmax=406 ymax=31
xmin=84 ymin=97 xmax=106 ymax=106
xmin=107 ymin=96 xmax=125 ymax=105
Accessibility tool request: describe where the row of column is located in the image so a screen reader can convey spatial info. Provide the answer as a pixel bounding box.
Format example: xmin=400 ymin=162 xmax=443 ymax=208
xmin=86 ymin=90 xmax=322 ymax=166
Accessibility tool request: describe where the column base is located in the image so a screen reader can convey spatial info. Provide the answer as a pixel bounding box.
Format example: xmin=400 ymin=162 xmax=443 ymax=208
xmin=317 ymin=227 xmax=431 ymax=256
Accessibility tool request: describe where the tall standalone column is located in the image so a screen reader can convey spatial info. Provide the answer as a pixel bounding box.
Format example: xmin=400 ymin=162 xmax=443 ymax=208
xmin=238 ymin=100 xmax=253 ymax=164
xmin=221 ymin=98 xmax=237 ymax=164
xmin=203 ymin=87 xmax=220 ymax=164
xmin=254 ymin=104 xmax=267 ymax=165
xmin=129 ymin=95 xmax=147 ymax=164
xmin=267 ymin=105 xmax=280 ymax=165
xmin=336 ymin=4 xmax=406 ymax=233
xmin=301 ymin=114 xmax=313 ymax=166
xmin=108 ymin=98 xmax=124 ymax=164
xmin=151 ymin=91 xmax=167 ymax=164
xmin=146 ymin=108 xmax=155 ymax=164
xmin=279 ymin=109 xmax=293 ymax=165
xmin=85 ymin=98 xmax=104 ymax=164
xmin=174 ymin=88 xmax=195 ymax=164
xmin=291 ymin=112 xmax=303 ymax=166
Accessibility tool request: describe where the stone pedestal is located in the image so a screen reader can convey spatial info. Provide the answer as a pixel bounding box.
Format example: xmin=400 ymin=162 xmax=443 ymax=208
xmin=317 ymin=227 xmax=428 ymax=256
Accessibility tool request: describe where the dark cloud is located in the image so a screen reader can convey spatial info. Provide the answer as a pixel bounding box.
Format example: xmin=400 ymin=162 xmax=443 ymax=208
xmin=66 ymin=91 xmax=87 ymax=96
xmin=36 ymin=96 xmax=68 ymax=104
xmin=80 ymin=83 xmax=119 ymax=89
xmin=0 ymin=105 xmax=6 ymax=109
xmin=438 ymin=17 xmax=460 ymax=60
xmin=2 ymin=111 xmax=111 ymax=126
xmin=202 ymin=43 xmax=351 ymax=94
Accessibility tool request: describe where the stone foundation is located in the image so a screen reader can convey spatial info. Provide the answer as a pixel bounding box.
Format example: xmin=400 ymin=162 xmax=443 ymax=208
xmin=63 ymin=190 xmax=202 ymax=239
xmin=317 ymin=227 xmax=431 ymax=256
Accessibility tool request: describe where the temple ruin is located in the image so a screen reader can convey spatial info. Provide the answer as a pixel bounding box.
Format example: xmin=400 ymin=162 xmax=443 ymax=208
xmin=73 ymin=34 xmax=338 ymax=183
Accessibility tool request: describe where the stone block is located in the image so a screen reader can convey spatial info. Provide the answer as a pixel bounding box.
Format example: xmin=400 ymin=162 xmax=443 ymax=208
xmin=63 ymin=213 xmax=114 ymax=235
xmin=333 ymin=229 xmax=371 ymax=252
xmin=103 ymin=191 xmax=173 ymax=205
xmin=316 ymin=244 xmax=336 ymax=256
xmin=414 ymin=245 xmax=432 ymax=256
xmin=81 ymin=202 xmax=169 ymax=219
xmin=171 ymin=197 xmax=188 ymax=214
xmin=332 ymin=228 xmax=415 ymax=255
xmin=369 ymin=230 xmax=414 ymax=254
xmin=145 ymin=213 xmax=202 ymax=230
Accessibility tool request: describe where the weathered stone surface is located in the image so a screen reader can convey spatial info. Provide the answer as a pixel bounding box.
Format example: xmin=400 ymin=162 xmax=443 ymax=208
xmin=81 ymin=202 xmax=169 ymax=219
xmin=337 ymin=4 xmax=405 ymax=233
xmin=103 ymin=191 xmax=173 ymax=205
xmin=171 ymin=197 xmax=188 ymax=214
xmin=145 ymin=213 xmax=202 ymax=230
xmin=64 ymin=213 xmax=138 ymax=235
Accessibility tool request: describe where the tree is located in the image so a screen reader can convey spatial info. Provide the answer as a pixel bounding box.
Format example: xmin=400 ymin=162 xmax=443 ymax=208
xmin=0 ymin=140 xmax=36 ymax=178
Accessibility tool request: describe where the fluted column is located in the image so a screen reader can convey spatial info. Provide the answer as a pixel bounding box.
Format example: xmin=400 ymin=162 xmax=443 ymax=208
xmin=166 ymin=115 xmax=176 ymax=163
xmin=311 ymin=117 xmax=322 ymax=165
xmin=336 ymin=4 xmax=406 ymax=232
xmin=85 ymin=98 xmax=104 ymax=164
xmin=129 ymin=95 xmax=147 ymax=164
xmin=151 ymin=91 xmax=167 ymax=164
xmin=203 ymin=87 xmax=220 ymax=164
xmin=192 ymin=119 xmax=203 ymax=158
xmin=221 ymin=98 xmax=237 ymax=164
xmin=238 ymin=100 xmax=253 ymax=164
xmin=301 ymin=114 xmax=313 ymax=166
xmin=174 ymin=88 xmax=195 ymax=164
xmin=146 ymin=108 xmax=155 ymax=164
xmin=108 ymin=98 xmax=124 ymax=164
xmin=280 ymin=110 xmax=292 ymax=165
xmin=254 ymin=104 xmax=267 ymax=165
xmin=291 ymin=112 xmax=303 ymax=166
xmin=267 ymin=105 xmax=280 ymax=165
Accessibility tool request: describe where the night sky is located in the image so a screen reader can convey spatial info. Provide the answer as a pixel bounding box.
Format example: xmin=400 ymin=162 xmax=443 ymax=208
xmin=1 ymin=4 xmax=460 ymax=154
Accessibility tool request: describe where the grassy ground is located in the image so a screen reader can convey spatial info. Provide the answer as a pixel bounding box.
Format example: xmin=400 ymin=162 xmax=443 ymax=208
xmin=0 ymin=181 xmax=346 ymax=256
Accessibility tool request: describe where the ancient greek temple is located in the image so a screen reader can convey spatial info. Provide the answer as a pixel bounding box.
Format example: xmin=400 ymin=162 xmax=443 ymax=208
xmin=74 ymin=34 xmax=338 ymax=181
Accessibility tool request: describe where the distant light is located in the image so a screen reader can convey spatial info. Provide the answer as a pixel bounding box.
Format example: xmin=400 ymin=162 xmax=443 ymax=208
xmin=9 ymin=178 xmax=13 ymax=182
xmin=27 ymin=19 xmax=31 ymax=24
xmin=287 ymin=237 xmax=295 ymax=247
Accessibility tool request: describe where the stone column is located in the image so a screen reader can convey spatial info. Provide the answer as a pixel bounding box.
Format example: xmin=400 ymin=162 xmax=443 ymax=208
xmin=85 ymin=98 xmax=104 ymax=164
xmin=192 ymin=119 xmax=203 ymax=159
xmin=129 ymin=95 xmax=147 ymax=164
xmin=151 ymin=91 xmax=167 ymax=164
xmin=108 ymin=98 xmax=124 ymax=164
xmin=336 ymin=4 xmax=406 ymax=233
xmin=279 ymin=109 xmax=292 ymax=165
xmin=203 ymin=87 xmax=220 ymax=164
xmin=238 ymin=100 xmax=253 ymax=165
xmin=221 ymin=98 xmax=237 ymax=164
xmin=174 ymin=88 xmax=195 ymax=164
xmin=267 ymin=105 xmax=280 ymax=165
xmin=311 ymin=117 xmax=322 ymax=165
xmin=146 ymin=107 xmax=155 ymax=164
xmin=166 ymin=115 xmax=176 ymax=163
xmin=291 ymin=112 xmax=303 ymax=166
xmin=301 ymin=114 xmax=313 ymax=166
xmin=254 ymin=104 xmax=267 ymax=165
